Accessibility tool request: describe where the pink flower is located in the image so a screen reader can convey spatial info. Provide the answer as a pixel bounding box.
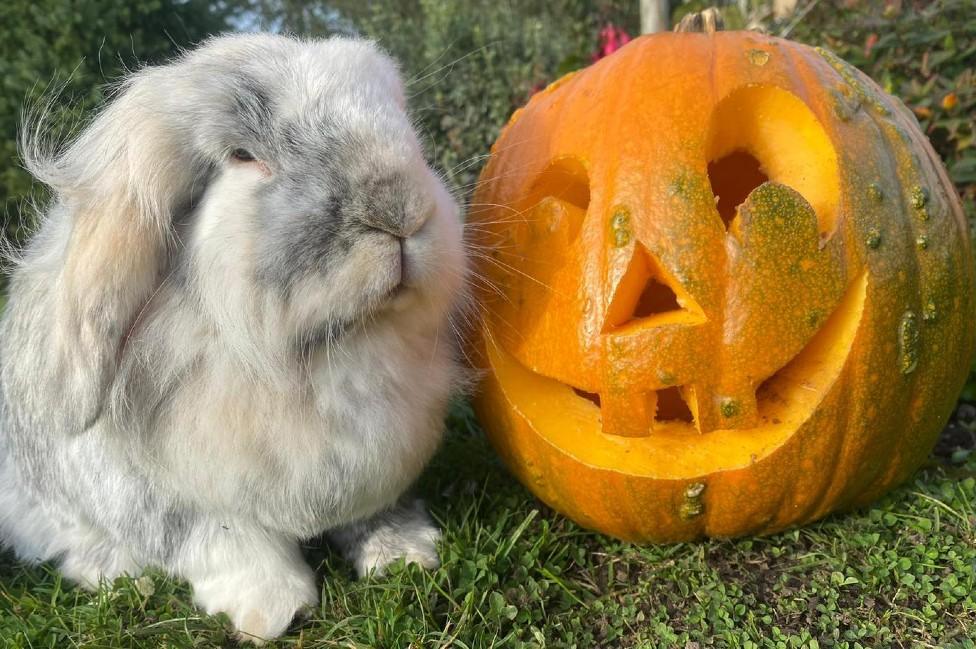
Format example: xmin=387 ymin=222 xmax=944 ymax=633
xmin=593 ymin=24 xmax=632 ymax=62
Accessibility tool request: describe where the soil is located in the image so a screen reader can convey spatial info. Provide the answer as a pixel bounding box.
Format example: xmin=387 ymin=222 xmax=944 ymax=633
xmin=932 ymin=401 xmax=976 ymax=462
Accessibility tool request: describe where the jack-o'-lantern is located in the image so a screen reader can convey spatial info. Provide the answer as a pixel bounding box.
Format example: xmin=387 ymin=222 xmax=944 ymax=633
xmin=468 ymin=32 xmax=976 ymax=542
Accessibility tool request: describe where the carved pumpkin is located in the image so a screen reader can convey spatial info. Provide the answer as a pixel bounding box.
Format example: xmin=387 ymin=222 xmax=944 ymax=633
xmin=468 ymin=32 xmax=976 ymax=542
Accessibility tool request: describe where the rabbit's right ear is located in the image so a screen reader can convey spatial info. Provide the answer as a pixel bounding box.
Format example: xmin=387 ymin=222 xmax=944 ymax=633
xmin=3 ymin=69 xmax=200 ymax=435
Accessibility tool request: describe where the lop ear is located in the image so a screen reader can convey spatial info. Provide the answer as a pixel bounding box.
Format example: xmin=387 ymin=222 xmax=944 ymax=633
xmin=5 ymin=69 xmax=199 ymax=434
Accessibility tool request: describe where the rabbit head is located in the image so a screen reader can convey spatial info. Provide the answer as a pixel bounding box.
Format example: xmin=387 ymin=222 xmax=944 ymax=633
xmin=4 ymin=34 xmax=467 ymax=435
xmin=173 ymin=36 xmax=465 ymax=361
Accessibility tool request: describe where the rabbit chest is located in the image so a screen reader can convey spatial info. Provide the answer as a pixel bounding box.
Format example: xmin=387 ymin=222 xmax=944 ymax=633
xmin=137 ymin=324 xmax=453 ymax=538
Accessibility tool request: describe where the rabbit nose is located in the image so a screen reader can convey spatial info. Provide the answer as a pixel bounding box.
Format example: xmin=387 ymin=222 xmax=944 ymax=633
xmin=364 ymin=204 xmax=432 ymax=239
xmin=401 ymin=203 xmax=433 ymax=238
xmin=365 ymin=227 xmax=408 ymax=286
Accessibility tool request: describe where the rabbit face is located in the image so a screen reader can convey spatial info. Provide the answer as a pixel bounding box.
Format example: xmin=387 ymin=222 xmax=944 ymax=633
xmin=165 ymin=36 xmax=465 ymax=344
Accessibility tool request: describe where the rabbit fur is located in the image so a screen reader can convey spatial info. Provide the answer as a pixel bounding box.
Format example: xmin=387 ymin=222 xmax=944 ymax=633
xmin=0 ymin=33 xmax=467 ymax=642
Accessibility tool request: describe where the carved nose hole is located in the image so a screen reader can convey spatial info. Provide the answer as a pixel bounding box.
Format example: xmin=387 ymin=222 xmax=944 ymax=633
xmin=604 ymin=244 xmax=705 ymax=332
xmin=707 ymin=150 xmax=769 ymax=228
xmin=633 ymin=275 xmax=681 ymax=318
xmin=655 ymin=386 xmax=694 ymax=423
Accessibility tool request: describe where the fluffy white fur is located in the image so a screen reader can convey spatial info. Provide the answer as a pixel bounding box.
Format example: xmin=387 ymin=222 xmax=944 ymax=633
xmin=0 ymin=33 xmax=468 ymax=644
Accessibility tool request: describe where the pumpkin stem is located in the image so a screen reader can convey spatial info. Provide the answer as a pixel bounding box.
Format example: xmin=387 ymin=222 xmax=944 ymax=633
xmin=674 ymin=8 xmax=724 ymax=34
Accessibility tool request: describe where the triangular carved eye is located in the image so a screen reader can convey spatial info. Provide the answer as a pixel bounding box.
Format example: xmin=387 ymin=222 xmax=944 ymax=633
xmin=523 ymin=157 xmax=590 ymax=243
xmin=603 ymin=243 xmax=704 ymax=332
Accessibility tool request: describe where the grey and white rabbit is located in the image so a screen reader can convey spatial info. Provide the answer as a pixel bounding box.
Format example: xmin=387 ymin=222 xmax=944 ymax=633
xmin=0 ymin=33 xmax=467 ymax=643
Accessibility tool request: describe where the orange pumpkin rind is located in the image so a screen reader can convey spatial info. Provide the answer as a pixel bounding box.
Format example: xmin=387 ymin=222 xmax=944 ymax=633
xmin=469 ymin=32 xmax=975 ymax=542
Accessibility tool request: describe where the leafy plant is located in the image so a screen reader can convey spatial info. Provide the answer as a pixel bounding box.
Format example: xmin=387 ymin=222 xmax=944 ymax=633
xmin=0 ymin=0 xmax=233 ymax=244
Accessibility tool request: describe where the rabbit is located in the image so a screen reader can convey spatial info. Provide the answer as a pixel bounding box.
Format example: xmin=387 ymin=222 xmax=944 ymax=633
xmin=0 ymin=33 xmax=468 ymax=643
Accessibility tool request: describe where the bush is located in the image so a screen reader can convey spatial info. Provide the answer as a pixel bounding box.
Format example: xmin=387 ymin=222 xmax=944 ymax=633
xmin=0 ymin=0 xmax=232 ymax=243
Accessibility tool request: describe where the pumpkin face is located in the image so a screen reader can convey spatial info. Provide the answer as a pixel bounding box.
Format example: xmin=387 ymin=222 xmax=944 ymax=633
xmin=469 ymin=32 xmax=976 ymax=542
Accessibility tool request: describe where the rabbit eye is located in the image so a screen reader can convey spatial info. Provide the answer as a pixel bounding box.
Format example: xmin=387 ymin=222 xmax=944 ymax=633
xmin=230 ymin=148 xmax=256 ymax=162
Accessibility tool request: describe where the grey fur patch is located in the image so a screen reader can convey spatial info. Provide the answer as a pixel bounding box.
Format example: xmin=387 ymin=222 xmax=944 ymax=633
xmin=255 ymin=172 xmax=355 ymax=292
xmin=231 ymin=75 xmax=275 ymax=142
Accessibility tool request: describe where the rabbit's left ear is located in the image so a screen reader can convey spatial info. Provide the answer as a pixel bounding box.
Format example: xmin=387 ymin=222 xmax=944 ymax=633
xmin=7 ymin=69 xmax=201 ymax=434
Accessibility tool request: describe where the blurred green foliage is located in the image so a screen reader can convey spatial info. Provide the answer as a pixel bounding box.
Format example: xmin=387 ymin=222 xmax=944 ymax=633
xmin=0 ymin=0 xmax=233 ymax=242
xmin=1 ymin=1 xmax=973 ymax=230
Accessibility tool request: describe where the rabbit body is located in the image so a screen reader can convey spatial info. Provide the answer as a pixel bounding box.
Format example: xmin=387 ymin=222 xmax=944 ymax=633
xmin=0 ymin=33 xmax=466 ymax=642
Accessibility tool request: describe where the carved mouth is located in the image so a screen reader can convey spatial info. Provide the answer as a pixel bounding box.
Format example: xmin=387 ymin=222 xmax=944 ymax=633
xmin=485 ymin=271 xmax=867 ymax=478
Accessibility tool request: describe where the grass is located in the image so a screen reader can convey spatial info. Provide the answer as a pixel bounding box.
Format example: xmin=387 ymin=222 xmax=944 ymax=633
xmin=1 ymin=402 xmax=975 ymax=648
xmin=2 ymin=0 xmax=974 ymax=645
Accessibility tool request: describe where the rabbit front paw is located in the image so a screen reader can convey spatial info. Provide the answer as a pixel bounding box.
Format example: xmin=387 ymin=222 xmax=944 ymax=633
xmin=192 ymin=565 xmax=318 ymax=644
